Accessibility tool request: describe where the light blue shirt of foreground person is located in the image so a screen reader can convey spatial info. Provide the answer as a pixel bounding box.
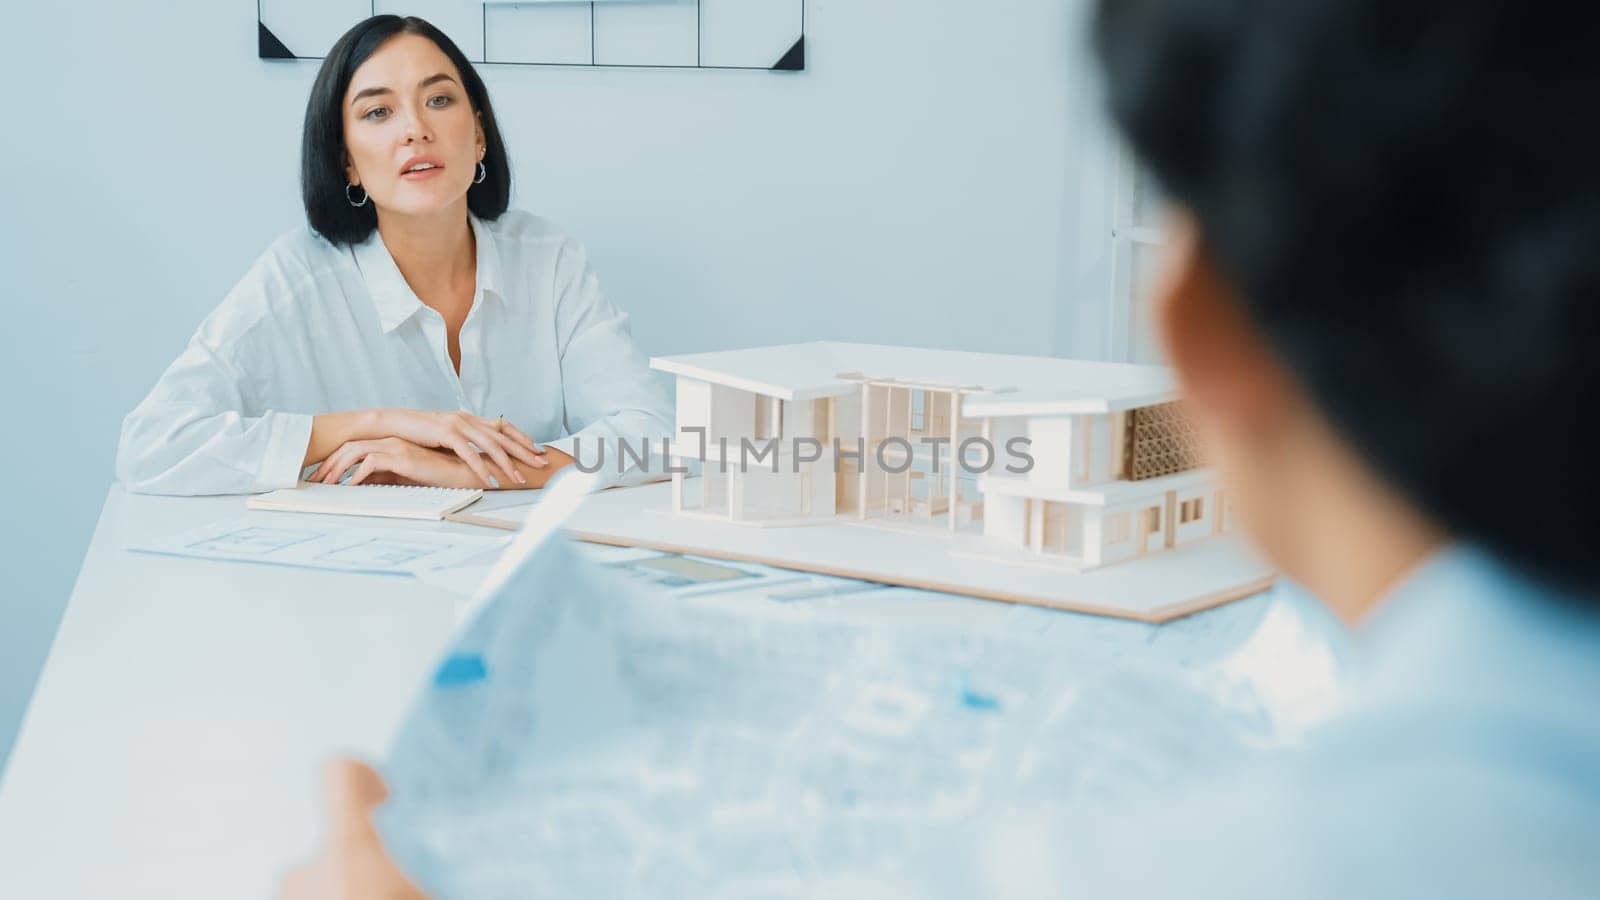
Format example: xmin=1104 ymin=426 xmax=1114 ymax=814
xmin=932 ymin=545 xmax=1600 ymax=899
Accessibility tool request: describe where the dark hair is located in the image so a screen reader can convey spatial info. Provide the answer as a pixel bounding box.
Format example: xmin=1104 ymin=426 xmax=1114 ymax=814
xmin=1093 ymin=1 xmax=1600 ymax=593
xmin=301 ymin=15 xmax=511 ymax=244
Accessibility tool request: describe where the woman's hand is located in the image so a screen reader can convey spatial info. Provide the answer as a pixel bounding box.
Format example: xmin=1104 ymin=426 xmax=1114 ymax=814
xmin=311 ymin=437 xmax=483 ymax=489
xmin=373 ymin=409 xmax=547 ymax=488
xmin=313 ymin=410 xmax=547 ymax=488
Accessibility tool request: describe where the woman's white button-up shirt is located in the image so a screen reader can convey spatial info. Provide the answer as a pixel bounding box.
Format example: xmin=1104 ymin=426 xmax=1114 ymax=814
xmin=117 ymin=210 xmax=673 ymax=494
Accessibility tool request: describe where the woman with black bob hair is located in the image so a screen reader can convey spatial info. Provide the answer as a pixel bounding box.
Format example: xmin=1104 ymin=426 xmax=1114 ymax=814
xmin=117 ymin=15 xmax=671 ymax=494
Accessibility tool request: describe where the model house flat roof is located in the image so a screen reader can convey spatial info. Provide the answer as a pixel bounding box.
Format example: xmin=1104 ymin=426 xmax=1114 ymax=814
xmin=651 ymin=341 xmax=1178 ymax=407
xmin=652 ymin=342 xmax=863 ymax=401
xmin=960 ymin=384 xmax=1176 ymax=417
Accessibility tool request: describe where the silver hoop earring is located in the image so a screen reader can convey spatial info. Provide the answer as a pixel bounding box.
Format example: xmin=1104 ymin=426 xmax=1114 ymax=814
xmin=345 ymin=183 xmax=369 ymax=207
xmin=474 ymin=161 xmax=487 ymax=185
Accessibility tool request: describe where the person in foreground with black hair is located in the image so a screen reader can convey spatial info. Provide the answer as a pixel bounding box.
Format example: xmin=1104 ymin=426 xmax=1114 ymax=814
xmin=117 ymin=16 xmax=671 ymax=495
xmin=1014 ymin=0 xmax=1597 ymax=893
xmin=278 ymin=0 xmax=1598 ymax=896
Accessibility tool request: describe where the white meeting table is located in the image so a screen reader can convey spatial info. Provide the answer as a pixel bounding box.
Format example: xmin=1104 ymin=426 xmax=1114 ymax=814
xmin=0 ymin=484 xmax=1329 ymax=899
xmin=0 ymin=486 xmax=479 ymax=899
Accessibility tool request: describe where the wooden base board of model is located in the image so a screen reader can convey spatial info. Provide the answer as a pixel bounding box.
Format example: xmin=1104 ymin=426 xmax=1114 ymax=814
xmin=528 ymin=481 xmax=1275 ymax=623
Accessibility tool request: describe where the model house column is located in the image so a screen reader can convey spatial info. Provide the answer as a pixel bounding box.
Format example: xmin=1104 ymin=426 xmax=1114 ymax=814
xmin=882 ymin=385 xmax=893 ymax=513
xmin=904 ymin=389 xmax=915 ymax=516
xmin=858 ymin=385 xmax=870 ymax=519
xmin=948 ymin=390 xmax=960 ymax=532
xmin=1029 ymin=498 xmax=1045 ymax=553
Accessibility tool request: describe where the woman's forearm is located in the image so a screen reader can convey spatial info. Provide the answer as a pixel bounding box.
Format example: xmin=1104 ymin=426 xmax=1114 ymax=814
xmin=302 ymin=409 xmax=387 ymax=467
xmin=303 ymin=409 xmax=558 ymax=487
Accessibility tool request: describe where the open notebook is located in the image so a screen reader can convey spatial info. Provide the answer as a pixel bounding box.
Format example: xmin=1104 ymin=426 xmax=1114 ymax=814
xmin=246 ymin=483 xmax=484 ymax=521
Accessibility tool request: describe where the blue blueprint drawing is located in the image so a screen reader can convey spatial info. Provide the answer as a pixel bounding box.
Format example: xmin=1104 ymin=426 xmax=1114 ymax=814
xmin=376 ymin=478 xmax=1347 ymax=896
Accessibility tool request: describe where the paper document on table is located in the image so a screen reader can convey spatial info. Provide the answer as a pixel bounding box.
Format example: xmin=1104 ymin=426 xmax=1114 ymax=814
xmin=126 ymin=517 xmax=508 ymax=576
xmin=374 ymin=473 xmax=1342 ymax=896
xmin=247 ymin=482 xmax=483 ymax=520
xmin=418 ymin=541 xmax=815 ymax=602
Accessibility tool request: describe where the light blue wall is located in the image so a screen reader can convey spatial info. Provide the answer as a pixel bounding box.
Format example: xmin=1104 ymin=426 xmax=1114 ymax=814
xmin=0 ymin=0 xmax=1115 ymax=771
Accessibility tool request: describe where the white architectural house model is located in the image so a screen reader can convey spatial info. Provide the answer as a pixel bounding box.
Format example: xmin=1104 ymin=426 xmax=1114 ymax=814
xmin=652 ymin=341 xmax=1231 ymax=572
xmin=554 ymin=342 xmax=1271 ymax=621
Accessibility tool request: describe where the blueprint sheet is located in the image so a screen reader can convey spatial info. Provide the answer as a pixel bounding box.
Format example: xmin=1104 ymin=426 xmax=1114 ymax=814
xmin=376 ymin=480 xmax=1345 ymax=897
xmin=126 ymin=516 xmax=508 ymax=575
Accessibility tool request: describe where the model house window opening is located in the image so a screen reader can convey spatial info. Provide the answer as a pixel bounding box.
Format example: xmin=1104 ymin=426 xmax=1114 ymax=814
xmin=1179 ymin=497 xmax=1206 ymax=524
xmin=1106 ymin=511 xmax=1131 ymax=544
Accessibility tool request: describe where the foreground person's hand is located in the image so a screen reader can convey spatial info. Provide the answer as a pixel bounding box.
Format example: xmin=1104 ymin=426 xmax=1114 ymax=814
xmin=278 ymin=759 xmax=428 ymax=900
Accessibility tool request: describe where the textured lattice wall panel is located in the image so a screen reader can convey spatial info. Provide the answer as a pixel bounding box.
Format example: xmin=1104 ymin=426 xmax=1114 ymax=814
xmin=1123 ymin=402 xmax=1203 ymax=480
